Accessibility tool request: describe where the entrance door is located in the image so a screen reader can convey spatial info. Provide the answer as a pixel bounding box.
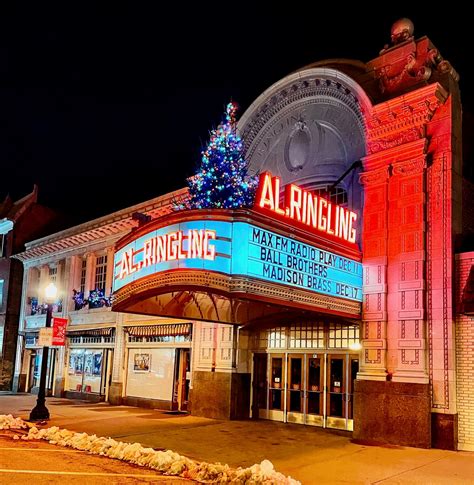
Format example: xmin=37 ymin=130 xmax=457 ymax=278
xmin=175 ymin=349 xmax=190 ymax=411
xmin=252 ymin=353 xmax=267 ymax=419
xmin=305 ymin=354 xmax=324 ymax=426
xmin=268 ymin=354 xmax=285 ymax=421
xmin=347 ymin=355 xmax=359 ymax=431
xmin=28 ymin=352 xmax=37 ymax=392
xmin=287 ymin=354 xmax=304 ymax=424
xmin=326 ymin=355 xmax=346 ymax=429
xmin=254 ymin=351 xmax=359 ymax=430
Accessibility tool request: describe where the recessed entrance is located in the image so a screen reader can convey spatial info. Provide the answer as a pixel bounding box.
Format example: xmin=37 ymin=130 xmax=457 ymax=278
xmin=253 ymin=351 xmax=359 ymax=431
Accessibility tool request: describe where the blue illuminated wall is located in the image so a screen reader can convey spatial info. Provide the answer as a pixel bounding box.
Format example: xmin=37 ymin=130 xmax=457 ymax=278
xmin=113 ymin=220 xmax=363 ymax=302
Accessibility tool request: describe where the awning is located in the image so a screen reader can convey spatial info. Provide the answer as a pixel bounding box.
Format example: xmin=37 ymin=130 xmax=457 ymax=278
xmin=66 ymin=327 xmax=115 ymax=337
xmin=124 ymin=323 xmax=192 ymax=337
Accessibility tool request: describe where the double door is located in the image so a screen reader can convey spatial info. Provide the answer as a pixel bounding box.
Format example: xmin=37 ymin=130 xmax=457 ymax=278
xmin=254 ymin=352 xmax=359 ymax=430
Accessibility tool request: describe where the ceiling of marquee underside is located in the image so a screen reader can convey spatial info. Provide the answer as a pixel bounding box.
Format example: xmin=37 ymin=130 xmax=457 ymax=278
xmin=114 ymin=289 xmax=323 ymax=325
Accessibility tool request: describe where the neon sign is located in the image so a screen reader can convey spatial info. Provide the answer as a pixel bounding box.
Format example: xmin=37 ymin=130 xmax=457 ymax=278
xmin=117 ymin=229 xmax=216 ymax=280
xmin=113 ymin=220 xmax=363 ymax=302
xmin=254 ymin=172 xmax=357 ymax=244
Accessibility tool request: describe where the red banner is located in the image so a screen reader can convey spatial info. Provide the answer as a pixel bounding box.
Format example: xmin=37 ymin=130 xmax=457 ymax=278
xmin=52 ymin=317 xmax=68 ymax=346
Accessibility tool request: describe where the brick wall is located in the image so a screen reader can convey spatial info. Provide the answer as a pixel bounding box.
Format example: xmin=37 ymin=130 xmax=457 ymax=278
xmin=456 ymin=252 xmax=474 ymax=450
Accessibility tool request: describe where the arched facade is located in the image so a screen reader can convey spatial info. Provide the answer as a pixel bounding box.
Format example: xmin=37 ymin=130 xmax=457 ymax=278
xmin=238 ymin=67 xmax=371 ymax=245
xmin=110 ymin=22 xmax=463 ymax=449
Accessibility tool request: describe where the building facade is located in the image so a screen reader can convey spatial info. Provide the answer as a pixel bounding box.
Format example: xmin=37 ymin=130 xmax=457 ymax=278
xmin=12 ymin=20 xmax=474 ymax=451
xmin=13 ymin=189 xmax=194 ymax=412
xmin=0 ymin=187 xmax=59 ymax=390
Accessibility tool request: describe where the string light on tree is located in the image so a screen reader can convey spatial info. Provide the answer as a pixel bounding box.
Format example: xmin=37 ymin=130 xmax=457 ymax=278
xmin=187 ymin=102 xmax=257 ymax=209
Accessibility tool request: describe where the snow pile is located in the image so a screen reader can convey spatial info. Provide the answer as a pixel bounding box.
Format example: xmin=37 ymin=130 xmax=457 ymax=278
xmin=1 ymin=414 xmax=299 ymax=484
xmin=0 ymin=414 xmax=27 ymax=430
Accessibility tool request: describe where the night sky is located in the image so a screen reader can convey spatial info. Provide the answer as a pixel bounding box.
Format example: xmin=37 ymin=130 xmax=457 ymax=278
xmin=1 ymin=5 xmax=473 ymax=224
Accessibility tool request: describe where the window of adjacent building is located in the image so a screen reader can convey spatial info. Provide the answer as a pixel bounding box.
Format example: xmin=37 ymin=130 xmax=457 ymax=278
xmin=49 ymin=266 xmax=57 ymax=283
xmin=79 ymin=259 xmax=87 ymax=294
xmin=94 ymin=255 xmax=107 ymax=292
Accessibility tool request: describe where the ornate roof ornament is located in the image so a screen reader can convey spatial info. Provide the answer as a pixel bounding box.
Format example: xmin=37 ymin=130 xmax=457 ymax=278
xmin=371 ymin=19 xmax=459 ymax=97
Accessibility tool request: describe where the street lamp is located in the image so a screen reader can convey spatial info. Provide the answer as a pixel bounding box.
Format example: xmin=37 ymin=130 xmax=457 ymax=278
xmin=29 ymin=282 xmax=57 ymax=421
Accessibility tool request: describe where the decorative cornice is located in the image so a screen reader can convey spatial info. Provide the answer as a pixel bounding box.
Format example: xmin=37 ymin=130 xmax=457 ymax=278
xmin=113 ymin=270 xmax=361 ymax=320
xmin=366 ymin=83 xmax=447 ymax=155
xmin=359 ymin=167 xmax=390 ymax=186
xmin=392 ymin=157 xmax=426 ymax=176
xmin=14 ymin=188 xmax=187 ymax=264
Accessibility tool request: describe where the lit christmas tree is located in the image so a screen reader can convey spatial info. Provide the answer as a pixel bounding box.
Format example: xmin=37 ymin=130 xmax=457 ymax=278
xmin=187 ymin=102 xmax=257 ymax=209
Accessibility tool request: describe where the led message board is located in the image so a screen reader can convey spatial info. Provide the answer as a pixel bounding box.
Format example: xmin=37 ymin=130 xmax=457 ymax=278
xmin=114 ymin=220 xmax=362 ymax=302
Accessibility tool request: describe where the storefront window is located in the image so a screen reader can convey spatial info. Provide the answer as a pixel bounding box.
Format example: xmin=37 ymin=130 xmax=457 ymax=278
xmin=68 ymin=349 xmax=103 ymax=393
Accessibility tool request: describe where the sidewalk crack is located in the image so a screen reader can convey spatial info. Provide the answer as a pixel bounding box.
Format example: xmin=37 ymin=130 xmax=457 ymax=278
xmin=371 ymin=454 xmax=450 ymax=484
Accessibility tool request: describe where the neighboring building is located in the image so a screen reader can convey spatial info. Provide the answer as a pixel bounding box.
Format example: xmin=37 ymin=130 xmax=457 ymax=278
xmin=0 ymin=187 xmax=59 ymax=390
xmin=12 ymin=188 xmax=193 ymax=412
xmin=12 ymin=19 xmax=474 ymax=452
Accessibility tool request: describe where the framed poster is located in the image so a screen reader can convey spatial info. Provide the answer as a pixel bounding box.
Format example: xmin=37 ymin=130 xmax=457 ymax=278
xmin=133 ymin=353 xmax=151 ymax=372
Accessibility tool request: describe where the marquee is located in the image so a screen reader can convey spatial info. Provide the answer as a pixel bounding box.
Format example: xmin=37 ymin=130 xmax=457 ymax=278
xmin=114 ymin=219 xmax=362 ymax=302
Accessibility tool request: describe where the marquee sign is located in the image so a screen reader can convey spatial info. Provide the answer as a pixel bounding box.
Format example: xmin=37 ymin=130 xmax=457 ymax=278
xmin=254 ymin=172 xmax=358 ymax=245
xmin=114 ymin=220 xmax=363 ymax=302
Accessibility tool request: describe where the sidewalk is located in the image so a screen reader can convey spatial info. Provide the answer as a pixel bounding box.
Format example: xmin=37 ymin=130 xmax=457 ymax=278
xmin=1 ymin=393 xmax=473 ymax=484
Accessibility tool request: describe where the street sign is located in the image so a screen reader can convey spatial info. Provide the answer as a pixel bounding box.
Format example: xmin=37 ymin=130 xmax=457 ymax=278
xmin=38 ymin=327 xmax=53 ymax=346
xmin=52 ymin=317 xmax=68 ymax=346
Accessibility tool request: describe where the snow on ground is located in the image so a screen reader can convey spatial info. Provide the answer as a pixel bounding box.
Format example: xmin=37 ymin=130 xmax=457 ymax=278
xmin=0 ymin=414 xmax=300 ymax=484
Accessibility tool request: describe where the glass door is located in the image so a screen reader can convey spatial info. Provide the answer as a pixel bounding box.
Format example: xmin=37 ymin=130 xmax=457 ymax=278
xmin=347 ymin=355 xmax=359 ymax=431
xmin=252 ymin=353 xmax=268 ymax=419
xmin=305 ymin=354 xmax=324 ymax=426
xmin=286 ymin=354 xmax=304 ymax=424
xmin=326 ymin=355 xmax=346 ymax=429
xmin=268 ymin=354 xmax=285 ymax=421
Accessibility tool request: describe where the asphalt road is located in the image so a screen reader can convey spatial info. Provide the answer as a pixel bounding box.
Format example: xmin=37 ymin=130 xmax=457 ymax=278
xmin=0 ymin=433 xmax=190 ymax=484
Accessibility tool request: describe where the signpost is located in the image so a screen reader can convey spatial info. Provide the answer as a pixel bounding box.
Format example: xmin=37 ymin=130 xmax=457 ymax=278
xmin=38 ymin=327 xmax=53 ymax=347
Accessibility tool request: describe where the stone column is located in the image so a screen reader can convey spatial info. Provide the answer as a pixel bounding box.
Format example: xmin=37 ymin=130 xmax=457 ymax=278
xmin=390 ymin=152 xmax=429 ymax=384
xmin=358 ymin=167 xmax=389 ymax=381
xmin=355 ymin=83 xmax=447 ymax=449
xmin=109 ymin=312 xmax=125 ymax=404
xmin=84 ymin=252 xmax=96 ymax=296
xmin=105 ymin=246 xmax=115 ymax=297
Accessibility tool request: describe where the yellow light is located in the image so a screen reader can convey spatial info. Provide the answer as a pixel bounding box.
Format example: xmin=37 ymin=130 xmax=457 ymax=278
xmin=349 ymin=342 xmax=362 ymax=351
xmin=45 ymin=282 xmax=58 ymax=301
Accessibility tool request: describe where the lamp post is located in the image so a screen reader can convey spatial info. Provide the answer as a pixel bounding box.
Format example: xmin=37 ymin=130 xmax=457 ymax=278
xmin=29 ymin=282 xmax=57 ymax=421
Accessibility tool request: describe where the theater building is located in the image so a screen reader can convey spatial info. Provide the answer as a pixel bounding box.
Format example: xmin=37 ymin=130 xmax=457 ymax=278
xmin=12 ymin=19 xmax=474 ymax=451
xmin=111 ymin=19 xmax=470 ymax=451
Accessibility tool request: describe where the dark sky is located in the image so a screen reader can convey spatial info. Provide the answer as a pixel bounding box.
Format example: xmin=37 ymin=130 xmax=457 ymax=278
xmin=1 ymin=5 xmax=472 ymax=224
